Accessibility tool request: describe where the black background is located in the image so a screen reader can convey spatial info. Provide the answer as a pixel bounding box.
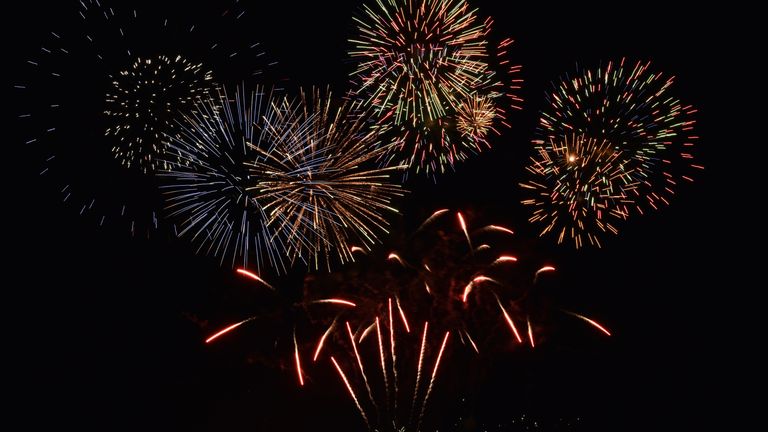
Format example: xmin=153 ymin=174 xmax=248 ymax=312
xmin=6 ymin=1 xmax=736 ymax=431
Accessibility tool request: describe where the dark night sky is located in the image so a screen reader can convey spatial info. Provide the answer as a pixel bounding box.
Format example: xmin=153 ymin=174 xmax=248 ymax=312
xmin=6 ymin=1 xmax=738 ymax=431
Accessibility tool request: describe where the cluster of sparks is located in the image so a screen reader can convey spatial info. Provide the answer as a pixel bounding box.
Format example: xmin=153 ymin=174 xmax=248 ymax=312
xmin=520 ymin=134 xmax=636 ymax=248
xmin=204 ymin=209 xmax=612 ymax=430
xmin=104 ymin=55 xmax=215 ymax=173
xmin=162 ymin=86 xmax=404 ymax=272
xmin=349 ymin=0 xmax=522 ymax=177
xmin=521 ymin=59 xmax=701 ymax=248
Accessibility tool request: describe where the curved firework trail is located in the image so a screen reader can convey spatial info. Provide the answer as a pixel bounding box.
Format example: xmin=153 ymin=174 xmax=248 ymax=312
xmin=250 ymin=88 xmax=407 ymax=271
xmin=521 ymin=59 xmax=701 ymax=248
xmin=160 ymin=85 xmax=293 ymax=273
xmin=15 ymin=0 xmax=276 ymax=235
xmin=348 ymin=0 xmax=522 ymax=179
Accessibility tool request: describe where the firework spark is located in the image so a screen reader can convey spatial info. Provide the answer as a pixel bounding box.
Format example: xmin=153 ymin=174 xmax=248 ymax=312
xmin=249 ymin=88 xmax=406 ymax=270
xmin=348 ymin=0 xmax=522 ymax=177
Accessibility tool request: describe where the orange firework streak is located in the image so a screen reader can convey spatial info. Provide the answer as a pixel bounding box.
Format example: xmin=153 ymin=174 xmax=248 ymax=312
xmin=375 ymin=317 xmax=391 ymax=412
xmin=204 ymin=317 xmax=255 ymax=344
xmin=396 ymin=296 xmax=411 ymax=333
xmin=346 ymin=322 xmax=376 ymax=410
xmin=410 ymin=321 xmax=429 ymax=424
xmin=313 ymin=319 xmax=337 ymax=362
xmin=564 ymin=310 xmax=612 ymax=336
xmin=331 ymin=356 xmax=370 ymax=429
xmin=235 ymin=268 xmax=274 ymax=290
xmin=497 ymin=296 xmax=523 ymax=344
xmin=293 ymin=329 xmax=304 ymax=386
xmin=310 ymin=298 xmax=357 ymax=307
xmin=417 ymin=331 xmax=451 ymax=430
xmin=457 ymin=212 xmax=472 ymax=250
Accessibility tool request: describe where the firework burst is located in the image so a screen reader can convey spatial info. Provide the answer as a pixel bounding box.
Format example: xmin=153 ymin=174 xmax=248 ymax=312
xmin=249 ymin=88 xmax=406 ymax=270
xmin=348 ymin=0 xmax=522 ymax=177
xmin=161 ymin=86 xmax=291 ymax=272
xmin=15 ymin=0 xmax=274 ymax=235
xmin=521 ymin=59 xmax=700 ymax=247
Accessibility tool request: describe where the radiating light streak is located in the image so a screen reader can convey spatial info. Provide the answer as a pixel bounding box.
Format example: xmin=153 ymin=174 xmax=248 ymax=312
xmin=496 ymin=297 xmax=523 ymax=343
xmin=204 ymin=316 xmax=255 ymax=343
xmin=331 ymin=356 xmax=370 ymax=429
xmin=464 ymin=328 xmax=479 ymax=354
xmin=375 ymin=317 xmax=390 ymax=408
xmin=388 ymin=298 xmax=399 ymax=416
xmin=359 ymin=321 xmax=376 ymax=343
xmin=486 ymin=225 xmax=515 ymax=235
xmin=293 ymin=328 xmax=304 ymax=386
xmin=346 ymin=321 xmax=376 ymax=410
xmin=410 ymin=321 xmax=429 ymax=425
xmin=313 ymin=318 xmax=337 ymax=362
xmin=418 ymin=331 xmax=450 ymax=429
xmin=236 ymin=268 xmax=275 ymax=290
xmin=310 ymin=299 xmax=357 ymax=307
xmin=395 ymin=296 xmax=411 ymax=333
xmin=527 ymin=317 xmax=535 ymax=348
xmin=563 ymin=310 xmax=612 ymax=336
xmin=457 ymin=212 xmax=472 ymax=250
